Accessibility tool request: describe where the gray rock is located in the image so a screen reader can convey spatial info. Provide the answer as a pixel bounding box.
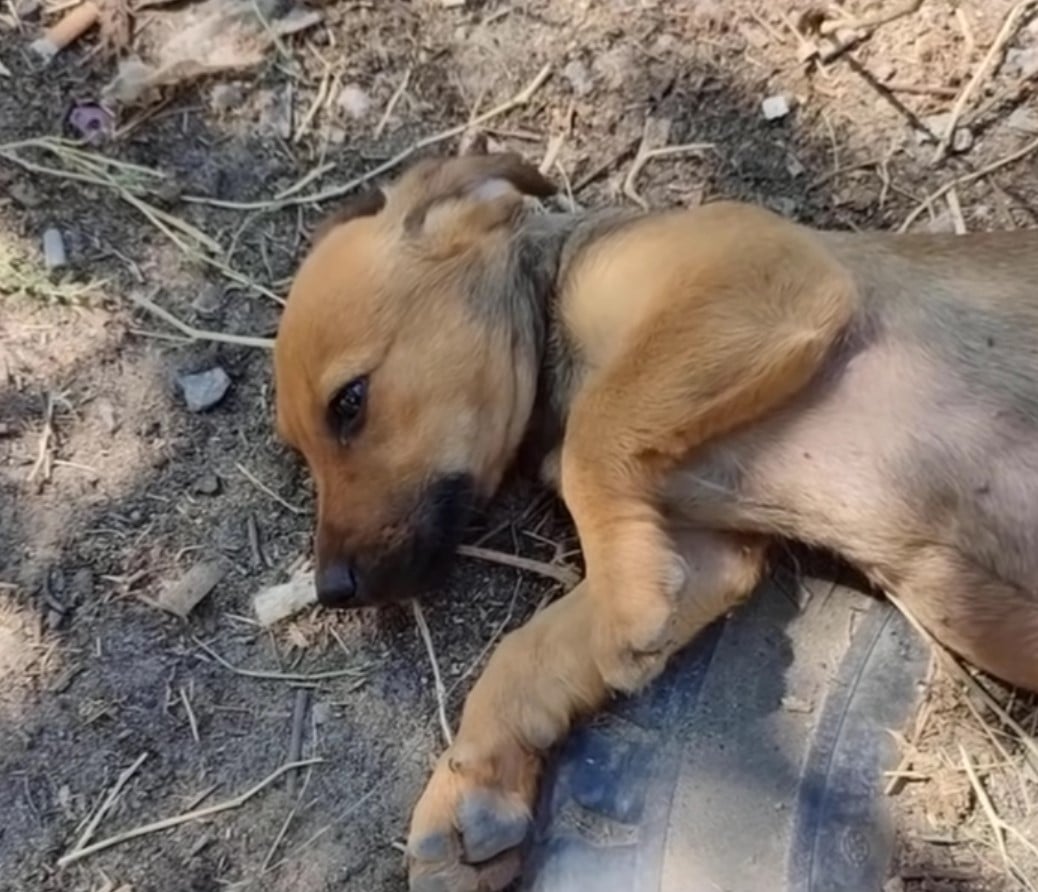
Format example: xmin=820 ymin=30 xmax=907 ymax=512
xmin=178 ymin=367 xmax=231 ymax=412
xmin=761 ymin=94 xmax=791 ymax=121
xmin=1006 ymin=46 xmax=1038 ymax=79
xmin=191 ymin=473 xmax=221 ymax=495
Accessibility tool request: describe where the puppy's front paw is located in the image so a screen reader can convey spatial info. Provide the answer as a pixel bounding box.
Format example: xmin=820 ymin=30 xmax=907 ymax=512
xmin=406 ymin=742 xmax=540 ymax=892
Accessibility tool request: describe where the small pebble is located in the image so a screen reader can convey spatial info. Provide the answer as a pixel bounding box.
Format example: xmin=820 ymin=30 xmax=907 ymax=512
xmin=337 ymin=83 xmax=371 ymax=119
xmin=191 ymin=283 xmax=224 ymax=319
xmin=95 ymin=399 xmax=119 ymax=434
xmin=951 ymin=126 xmax=973 ymax=154
xmin=42 ymin=227 xmax=67 ymax=269
xmin=191 ymin=473 xmax=221 ymax=496
xmin=761 ymin=94 xmax=791 ymax=121
xmin=563 ymin=60 xmax=593 ymax=97
xmin=178 ymin=367 xmax=231 ymax=413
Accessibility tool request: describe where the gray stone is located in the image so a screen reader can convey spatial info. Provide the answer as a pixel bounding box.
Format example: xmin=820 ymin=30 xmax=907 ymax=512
xmin=178 ymin=367 xmax=231 ymax=413
xmin=761 ymin=94 xmax=791 ymax=121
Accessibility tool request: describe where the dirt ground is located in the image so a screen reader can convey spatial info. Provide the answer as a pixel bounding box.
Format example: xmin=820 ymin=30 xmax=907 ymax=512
xmin=2 ymin=1 xmax=1038 ymax=890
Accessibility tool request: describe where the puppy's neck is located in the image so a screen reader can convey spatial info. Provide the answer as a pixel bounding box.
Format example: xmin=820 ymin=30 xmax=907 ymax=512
xmin=509 ymin=208 xmax=643 ymax=483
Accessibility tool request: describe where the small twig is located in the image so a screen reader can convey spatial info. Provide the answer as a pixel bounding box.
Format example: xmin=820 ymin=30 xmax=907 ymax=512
xmin=374 ymin=66 xmax=411 ymax=140
xmin=624 ymin=118 xmax=713 ymax=210
xmin=455 ymin=544 xmax=579 ymax=588
xmin=412 ymin=600 xmax=452 ymax=746
xmin=900 ymin=135 xmax=1038 ymax=231
xmin=933 ymin=0 xmax=1038 ymax=163
xmin=960 ymin=744 xmax=1009 ymax=866
xmin=56 ymin=759 xmax=322 ymax=867
xmin=67 ymin=753 xmax=149 ymax=856
xmin=286 ymin=688 xmax=310 ymax=795
xmin=194 ymin=638 xmax=368 ymax=683
xmin=179 ymin=686 xmax=200 ymax=744
xmin=185 ymin=63 xmax=553 ymax=212
xmin=124 ymin=289 xmax=274 ymax=350
xmin=26 ymin=393 xmax=55 ymax=487
xmin=945 ymin=187 xmax=967 ymax=234
xmin=236 ymin=463 xmax=308 ymax=515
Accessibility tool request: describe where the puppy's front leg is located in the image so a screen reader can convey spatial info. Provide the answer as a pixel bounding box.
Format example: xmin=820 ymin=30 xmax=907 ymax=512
xmin=406 ymin=529 xmax=765 ymax=892
xmin=560 ymin=244 xmax=853 ymax=691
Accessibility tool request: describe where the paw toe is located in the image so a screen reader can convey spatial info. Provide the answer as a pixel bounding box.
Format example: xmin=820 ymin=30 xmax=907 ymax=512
xmin=457 ymin=790 xmax=530 ymax=863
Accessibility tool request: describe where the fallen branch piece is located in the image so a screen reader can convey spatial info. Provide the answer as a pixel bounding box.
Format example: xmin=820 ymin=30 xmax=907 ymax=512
xmin=56 ymin=759 xmax=322 ymax=867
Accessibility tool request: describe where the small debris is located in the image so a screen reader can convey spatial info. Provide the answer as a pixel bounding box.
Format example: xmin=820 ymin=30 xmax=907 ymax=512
xmin=154 ymin=559 xmax=226 ymax=617
xmin=191 ymin=283 xmax=224 ymax=319
xmin=761 ymin=94 xmax=791 ymax=121
xmin=336 ymin=83 xmax=371 ymax=119
xmin=94 ymin=399 xmax=119 ymax=434
xmin=191 ymin=473 xmax=221 ymax=496
xmin=1007 ymin=106 xmax=1038 ymax=134
xmin=1006 ymin=46 xmax=1038 ymax=79
xmin=30 ymin=0 xmax=100 ymax=63
xmin=883 ymin=878 xmax=906 ymax=892
xmin=781 ymin=694 xmax=814 ymax=714
xmin=66 ymin=101 xmax=114 ymax=144
xmin=253 ymin=567 xmax=317 ymax=627
xmin=101 ymin=0 xmax=321 ymax=108
xmin=42 ymin=228 xmax=67 ymax=270
xmin=563 ymin=59 xmax=594 ymax=97
xmin=259 ymin=87 xmax=293 ymax=139
xmin=178 ymin=367 xmax=231 ymax=413
xmin=312 ymin=701 xmax=332 ymax=726
xmin=209 ymin=83 xmax=244 ymax=113
xmin=10 ymin=181 xmax=43 ymax=208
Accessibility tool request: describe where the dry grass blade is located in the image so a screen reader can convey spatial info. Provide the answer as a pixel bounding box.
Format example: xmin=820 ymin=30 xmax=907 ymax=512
xmin=194 ymin=638 xmax=370 ymax=683
xmin=56 ymin=759 xmax=322 ymax=867
xmin=932 ymin=0 xmax=1038 ymax=163
xmin=455 ymin=544 xmax=579 ymax=588
xmin=69 ymin=752 xmax=149 ymax=856
xmin=412 ymin=600 xmax=453 ymax=746
xmin=960 ymin=743 xmax=1009 ymax=866
xmin=236 ymin=463 xmax=308 ymax=514
xmin=125 ymin=289 xmax=275 ymax=349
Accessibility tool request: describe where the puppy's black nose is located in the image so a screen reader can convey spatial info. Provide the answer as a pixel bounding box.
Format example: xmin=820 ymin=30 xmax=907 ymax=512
xmin=316 ymin=560 xmax=358 ymax=607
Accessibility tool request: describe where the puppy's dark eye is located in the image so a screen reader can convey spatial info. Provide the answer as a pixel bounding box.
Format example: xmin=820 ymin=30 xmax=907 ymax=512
xmin=329 ymin=376 xmax=368 ymax=442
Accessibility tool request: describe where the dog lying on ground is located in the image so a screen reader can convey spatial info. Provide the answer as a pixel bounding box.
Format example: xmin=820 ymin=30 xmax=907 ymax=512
xmin=274 ymin=148 xmax=1038 ymax=892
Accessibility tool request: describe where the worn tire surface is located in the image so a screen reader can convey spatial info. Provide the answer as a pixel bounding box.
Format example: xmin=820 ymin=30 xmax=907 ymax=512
xmin=521 ymin=576 xmax=929 ymax=892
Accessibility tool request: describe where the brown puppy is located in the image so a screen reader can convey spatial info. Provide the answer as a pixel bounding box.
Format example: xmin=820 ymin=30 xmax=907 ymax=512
xmin=274 ymin=150 xmax=1038 ymax=892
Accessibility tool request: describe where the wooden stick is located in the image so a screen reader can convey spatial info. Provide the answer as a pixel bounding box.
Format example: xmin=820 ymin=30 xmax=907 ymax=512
xmin=195 ymin=639 xmax=369 ymax=683
xmin=57 ymin=759 xmax=322 ymax=867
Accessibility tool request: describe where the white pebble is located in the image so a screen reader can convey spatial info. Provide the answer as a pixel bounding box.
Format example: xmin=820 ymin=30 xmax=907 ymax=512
xmin=42 ymin=227 xmax=67 ymax=269
xmin=761 ymin=94 xmax=791 ymax=121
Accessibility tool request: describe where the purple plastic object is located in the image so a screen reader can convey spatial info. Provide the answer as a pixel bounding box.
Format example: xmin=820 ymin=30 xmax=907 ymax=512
xmin=67 ymin=102 xmax=114 ymax=144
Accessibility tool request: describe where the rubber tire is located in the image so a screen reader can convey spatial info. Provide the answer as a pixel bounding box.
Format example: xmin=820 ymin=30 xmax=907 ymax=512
xmin=521 ymin=577 xmax=928 ymax=892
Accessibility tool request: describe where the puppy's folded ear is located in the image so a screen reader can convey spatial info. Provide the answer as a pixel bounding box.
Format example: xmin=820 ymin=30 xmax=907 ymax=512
xmin=310 ymin=188 xmax=387 ymax=246
xmin=397 ymin=153 xmax=556 ymax=255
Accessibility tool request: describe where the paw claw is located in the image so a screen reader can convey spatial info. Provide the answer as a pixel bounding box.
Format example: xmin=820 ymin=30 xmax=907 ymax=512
xmin=457 ymin=791 xmax=530 ymax=863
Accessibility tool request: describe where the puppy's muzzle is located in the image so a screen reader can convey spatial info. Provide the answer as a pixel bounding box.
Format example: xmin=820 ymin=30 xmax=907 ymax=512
xmin=315 ymin=472 xmax=478 ymax=608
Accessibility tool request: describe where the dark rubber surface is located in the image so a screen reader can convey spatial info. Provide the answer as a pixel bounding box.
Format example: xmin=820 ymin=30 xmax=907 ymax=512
xmin=521 ymin=577 xmax=929 ymax=892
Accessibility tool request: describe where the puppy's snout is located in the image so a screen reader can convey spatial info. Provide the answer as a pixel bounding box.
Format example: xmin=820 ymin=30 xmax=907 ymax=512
xmin=316 ymin=559 xmax=359 ymax=608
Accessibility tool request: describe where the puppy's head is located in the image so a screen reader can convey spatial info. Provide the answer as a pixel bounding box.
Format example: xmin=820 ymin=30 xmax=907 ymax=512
xmin=275 ymin=152 xmax=556 ymax=608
